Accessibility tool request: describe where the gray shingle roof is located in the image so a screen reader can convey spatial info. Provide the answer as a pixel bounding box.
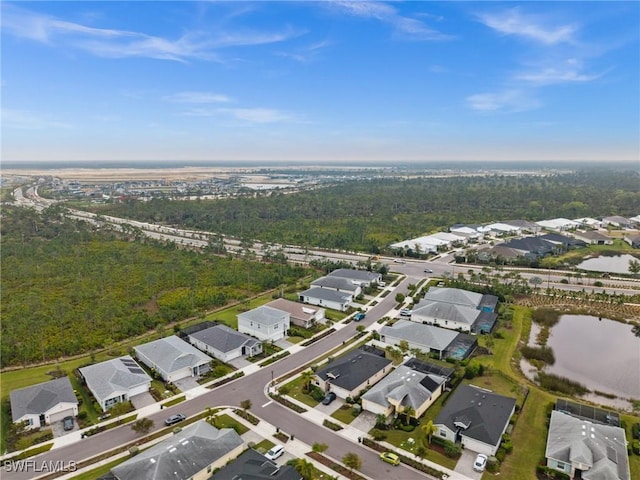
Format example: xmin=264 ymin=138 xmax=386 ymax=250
xmin=238 ymin=305 xmax=289 ymax=326
xmin=10 ymin=377 xmax=77 ymax=422
xmin=211 ymin=449 xmax=302 ymax=480
xmin=328 ymin=268 xmax=381 ymax=283
xmin=79 ymin=356 xmax=151 ymax=405
xmin=299 ymin=287 xmax=352 ymax=303
xmin=188 ymin=325 xmax=259 ymax=353
xmin=316 ymin=349 xmax=391 ymax=392
xmin=546 ymin=411 xmax=630 ymax=480
xmin=435 ymin=384 xmax=516 ymax=449
xmin=423 ymin=287 xmax=483 ymax=308
xmin=266 ymin=298 xmax=321 ymax=322
xmin=361 ymin=365 xmax=445 ymax=411
xmin=412 ymin=301 xmax=480 ymax=326
xmin=380 ymin=320 xmax=459 ymax=351
xmin=111 ymin=421 xmax=243 ymax=480
xmin=311 ymin=276 xmax=360 ymax=292
xmin=134 ymin=335 xmax=210 ymax=375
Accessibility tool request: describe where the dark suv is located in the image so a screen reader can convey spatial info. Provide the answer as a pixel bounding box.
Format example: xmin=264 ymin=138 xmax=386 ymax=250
xmin=62 ymin=416 xmax=74 ymax=431
xmin=164 ymin=413 xmax=186 ymax=426
xmin=322 ymin=392 xmax=337 ymax=405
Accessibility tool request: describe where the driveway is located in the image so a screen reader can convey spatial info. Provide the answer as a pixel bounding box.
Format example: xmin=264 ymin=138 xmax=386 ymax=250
xmin=130 ymin=391 xmax=156 ymax=409
xmin=51 ymin=419 xmax=74 ymax=438
xmin=229 ymin=357 xmax=252 ymax=369
xmin=314 ymin=398 xmax=342 ymax=415
xmin=350 ymin=410 xmax=377 ymax=433
xmin=454 ymin=448 xmax=484 ymax=480
xmin=173 ymin=377 xmax=200 ymax=392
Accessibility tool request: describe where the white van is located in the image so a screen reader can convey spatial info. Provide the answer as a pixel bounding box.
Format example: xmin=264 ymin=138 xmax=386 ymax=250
xmin=265 ymin=445 xmax=285 ymax=461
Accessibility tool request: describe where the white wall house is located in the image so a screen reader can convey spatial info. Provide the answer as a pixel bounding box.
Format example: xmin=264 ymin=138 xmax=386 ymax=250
xmin=10 ymin=377 xmax=78 ymax=429
xmin=79 ymin=356 xmax=151 ymax=411
xmin=134 ymin=335 xmax=211 ymax=383
xmin=310 ymin=276 xmax=362 ymax=297
xmin=299 ymin=287 xmax=352 ymax=312
xmin=188 ymin=325 xmax=262 ymax=362
xmin=266 ymin=298 xmax=325 ymax=328
xmin=237 ymin=305 xmax=290 ymax=342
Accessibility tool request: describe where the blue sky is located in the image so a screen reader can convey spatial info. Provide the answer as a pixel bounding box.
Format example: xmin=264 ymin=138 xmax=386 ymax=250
xmin=2 ymin=1 xmax=638 ymax=163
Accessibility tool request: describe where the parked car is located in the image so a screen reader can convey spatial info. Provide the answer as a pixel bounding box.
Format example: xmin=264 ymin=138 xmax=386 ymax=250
xmin=378 ymin=281 xmax=386 ymax=288
xmin=265 ymin=445 xmax=285 ymax=461
xmin=473 ymin=453 xmax=488 ymax=472
xmin=399 ymin=309 xmax=411 ymax=317
xmin=62 ymin=416 xmax=74 ymax=431
xmin=424 ymin=268 xmax=433 ymax=273
xmin=322 ymin=391 xmax=337 ymax=405
xmin=379 ymin=451 xmax=400 ymax=466
xmin=393 ymin=259 xmax=406 ymax=264
xmin=353 ymin=312 xmax=366 ymax=321
xmin=164 ymin=413 xmax=186 ymax=426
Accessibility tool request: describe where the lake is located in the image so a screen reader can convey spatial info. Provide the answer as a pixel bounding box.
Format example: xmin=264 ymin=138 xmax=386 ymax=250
xmin=545 ymin=315 xmax=640 ymax=401
xmin=576 ymin=254 xmax=638 ymax=274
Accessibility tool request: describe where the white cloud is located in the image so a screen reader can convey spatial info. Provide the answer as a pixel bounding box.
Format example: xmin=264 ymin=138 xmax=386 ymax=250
xmin=329 ymin=1 xmax=451 ymax=40
xmin=466 ymin=90 xmax=541 ymax=112
xmin=1 ymin=5 xmax=299 ymax=62
xmin=515 ymin=59 xmax=605 ymax=86
xmin=275 ymin=39 xmax=332 ymax=63
xmin=218 ymin=107 xmax=299 ymax=124
xmin=477 ymin=8 xmax=577 ymax=45
xmin=2 ymin=108 xmax=72 ymax=129
xmin=163 ymin=92 xmax=233 ymax=104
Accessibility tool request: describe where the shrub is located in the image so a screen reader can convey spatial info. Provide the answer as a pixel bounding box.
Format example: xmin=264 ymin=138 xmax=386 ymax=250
xmin=444 ymin=441 xmax=461 ymax=458
xmin=521 ymin=346 xmax=555 ymax=364
xmin=311 ymin=387 xmax=326 ymax=402
xmin=371 ymin=429 xmax=387 ymax=441
xmin=536 ymin=465 xmax=571 ymax=480
xmin=532 ymin=308 xmax=561 ymax=327
xmin=632 ymin=439 xmax=640 ymax=455
xmin=536 ymin=372 xmax=588 ymax=396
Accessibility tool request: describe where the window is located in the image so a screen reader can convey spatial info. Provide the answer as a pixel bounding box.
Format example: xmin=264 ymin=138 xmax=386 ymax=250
xmin=555 ymin=462 xmax=567 ymax=471
xmin=439 ymin=429 xmax=447 ymax=437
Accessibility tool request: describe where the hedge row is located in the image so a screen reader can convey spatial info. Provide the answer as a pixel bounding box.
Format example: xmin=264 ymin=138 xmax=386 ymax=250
xmin=301 ymin=328 xmax=336 ymax=346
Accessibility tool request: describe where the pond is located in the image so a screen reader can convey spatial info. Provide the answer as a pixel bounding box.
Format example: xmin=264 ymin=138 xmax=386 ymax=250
xmin=545 ymin=315 xmax=640 ymax=402
xmin=576 ymin=254 xmax=638 ymax=274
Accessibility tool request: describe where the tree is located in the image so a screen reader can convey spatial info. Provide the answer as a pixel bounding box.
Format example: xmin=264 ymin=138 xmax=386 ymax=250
xmin=395 ymin=293 xmax=405 ymax=303
xmin=386 ymin=346 xmax=403 ymax=364
xmin=300 ymin=369 xmax=315 ymax=393
xmin=421 ymin=420 xmax=437 ymax=444
xmin=294 ymin=458 xmax=314 ymax=480
xmin=109 ymin=401 xmax=131 ymax=423
xmin=402 ymin=405 xmax=415 ymax=425
xmin=629 ymin=259 xmax=640 ymax=277
xmin=240 ymin=399 xmax=252 ymax=412
xmin=342 ymin=452 xmax=361 ymax=473
xmin=398 ymin=340 xmax=410 ymax=354
xmin=131 ymin=418 xmax=154 ymax=435
xmin=312 ymin=442 xmax=328 ymax=453
xmin=375 ymin=413 xmax=387 ymax=429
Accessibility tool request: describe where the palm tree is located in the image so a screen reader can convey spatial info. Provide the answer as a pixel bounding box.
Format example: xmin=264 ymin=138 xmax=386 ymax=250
xmin=402 ymin=405 xmax=415 ymax=426
xmin=294 ymin=458 xmax=314 ymax=480
xmin=300 ymin=369 xmax=314 ymax=393
xmin=375 ymin=413 xmax=387 ymax=429
xmin=421 ymin=419 xmax=437 ymax=444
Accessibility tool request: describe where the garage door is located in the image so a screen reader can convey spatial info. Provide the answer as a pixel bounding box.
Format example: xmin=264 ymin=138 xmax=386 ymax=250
xmin=49 ymin=409 xmax=74 ymax=424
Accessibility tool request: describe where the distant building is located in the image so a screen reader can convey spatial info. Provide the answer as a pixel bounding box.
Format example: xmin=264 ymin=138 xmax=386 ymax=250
xmin=328 ymin=268 xmax=382 ymax=287
xmin=10 ymin=377 xmax=78 ymax=429
xmin=298 ymin=287 xmax=352 ymax=312
xmin=265 ymin=298 xmax=325 ymax=328
xmin=237 ymin=305 xmax=290 ymax=342
xmin=187 ymin=325 xmax=262 ymax=362
xmin=134 ymin=336 xmax=211 ymax=382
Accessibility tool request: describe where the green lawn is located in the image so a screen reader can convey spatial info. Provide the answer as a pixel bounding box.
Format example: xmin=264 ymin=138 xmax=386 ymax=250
xmin=330 ymin=405 xmax=359 ymax=425
xmin=282 ymin=377 xmax=320 ymax=408
xmin=211 ymin=414 xmax=249 ymax=434
xmin=381 ymin=428 xmax=457 ymax=470
xmin=253 ymin=439 xmax=275 ymax=454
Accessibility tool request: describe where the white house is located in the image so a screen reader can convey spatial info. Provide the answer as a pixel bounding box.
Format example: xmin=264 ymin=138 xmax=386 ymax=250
xmin=237 ymin=305 xmax=290 ymax=342
xmin=545 ymin=411 xmax=630 ymax=480
xmin=310 ymin=276 xmax=362 ymax=297
xmin=361 ymin=365 xmax=446 ymax=419
xmin=572 ymin=230 xmax=614 ymax=245
xmin=10 ymin=377 xmax=78 ymax=429
xmin=379 ymin=320 xmax=461 ymax=359
xmin=79 ymin=356 xmax=151 ymax=411
xmin=536 ymin=218 xmax=580 ymax=232
xmin=188 ymin=325 xmax=262 ymax=362
xmin=328 ymin=268 xmax=382 ymax=287
xmin=266 ymin=298 xmax=325 ymax=328
xmin=298 ymin=287 xmax=352 ymax=312
xmin=573 ymin=217 xmax=603 ymax=229
xmin=411 ymin=301 xmax=482 ymax=333
xmin=434 ymin=384 xmax=516 ymax=456
xmin=134 ymin=335 xmax=211 ymax=382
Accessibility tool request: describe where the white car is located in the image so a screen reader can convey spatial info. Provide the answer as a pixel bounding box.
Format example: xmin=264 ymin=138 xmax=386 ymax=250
xmin=393 ymin=259 xmax=406 ymax=263
xmin=473 ymin=453 xmax=488 ymax=472
xmin=265 ymin=445 xmax=285 ymax=461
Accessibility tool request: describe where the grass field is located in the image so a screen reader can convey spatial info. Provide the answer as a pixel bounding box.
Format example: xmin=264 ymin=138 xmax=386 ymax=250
xmin=282 ymin=376 xmax=320 ymax=408
xmin=330 ymin=405 xmax=359 ymax=425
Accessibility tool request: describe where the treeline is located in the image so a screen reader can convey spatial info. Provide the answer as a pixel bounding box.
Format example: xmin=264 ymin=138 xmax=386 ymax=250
xmin=88 ymin=171 xmax=640 ymax=252
xmin=0 ymin=206 xmax=309 ymax=367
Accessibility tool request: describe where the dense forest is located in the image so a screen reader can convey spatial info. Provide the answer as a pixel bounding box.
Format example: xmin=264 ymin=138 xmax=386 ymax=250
xmin=0 ymin=206 xmax=309 ymax=367
xmin=88 ymin=171 xmax=640 ymax=252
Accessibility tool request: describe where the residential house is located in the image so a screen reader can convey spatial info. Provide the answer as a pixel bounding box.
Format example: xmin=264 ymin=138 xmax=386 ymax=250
xmin=434 ymin=384 xmax=516 ymax=456
xmin=361 ymin=365 xmax=446 ymax=419
xmin=602 ymin=216 xmax=632 ymax=229
xmin=476 ymin=245 xmax=525 ymax=263
xmin=573 ymin=230 xmax=614 ymax=246
xmin=410 ymin=300 xmax=497 ymax=334
xmin=328 ymin=268 xmax=382 ymax=287
xmin=503 ymin=219 xmax=542 ymax=234
xmin=390 ymin=235 xmax=449 ymax=254
xmin=502 ymin=236 xmax=556 ymax=257
xmin=623 ymin=234 xmax=640 ymax=248
xmin=379 ymin=320 xmax=477 ymax=360
xmin=237 ymin=306 xmax=290 ymax=342
xmin=211 ymin=449 xmax=302 ymax=480
xmin=536 ymin=218 xmax=580 ymax=232
xmin=298 ymin=287 xmax=352 ymax=312
xmin=422 ymin=287 xmax=498 ymax=313
xmin=10 ymin=377 xmax=78 ymax=429
xmin=265 ymin=298 xmax=325 ymax=328
xmin=108 ymin=421 xmax=244 ymax=480
xmin=313 ymin=349 xmax=392 ymax=400
xmin=403 ymin=358 xmax=455 ymax=385
xmin=188 ymin=324 xmax=262 ymax=362
xmin=540 ymin=233 xmax=585 ymax=251
xmin=310 ymin=276 xmax=362 ymax=297
xmin=573 ymin=217 xmax=603 ymax=229
xmin=430 ymin=231 xmax=468 ymax=245
xmin=134 ymin=335 xmax=211 ymax=382
xmin=545 ymin=410 xmax=630 ymax=480
xmin=484 ymin=222 xmax=522 ymax=236
xmin=79 ymin=356 xmax=151 ymax=411
xmin=449 ymin=226 xmax=483 ymax=241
